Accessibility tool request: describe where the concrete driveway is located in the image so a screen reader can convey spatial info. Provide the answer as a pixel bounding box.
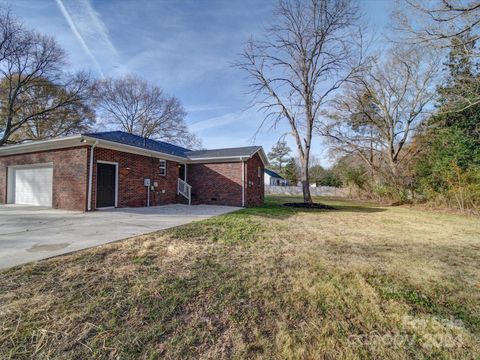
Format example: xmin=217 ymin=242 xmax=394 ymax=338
xmin=0 ymin=204 xmax=240 ymax=270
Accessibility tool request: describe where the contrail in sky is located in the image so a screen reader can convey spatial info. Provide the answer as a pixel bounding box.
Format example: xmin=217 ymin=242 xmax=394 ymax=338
xmin=55 ymin=0 xmax=119 ymax=76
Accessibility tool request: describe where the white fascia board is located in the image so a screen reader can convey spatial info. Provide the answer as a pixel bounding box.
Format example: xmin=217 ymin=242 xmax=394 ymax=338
xmin=186 ymin=148 xmax=269 ymax=165
xmin=255 ymin=147 xmax=269 ymax=166
xmin=0 ymin=135 xmax=188 ymax=162
xmin=0 ymin=135 xmax=84 ymax=156
xmin=0 ymin=135 xmax=269 ymax=166
xmin=186 ymin=156 xmax=249 ymax=163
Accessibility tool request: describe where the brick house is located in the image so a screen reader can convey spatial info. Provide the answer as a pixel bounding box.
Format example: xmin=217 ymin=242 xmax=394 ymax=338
xmin=0 ymin=131 xmax=267 ymax=211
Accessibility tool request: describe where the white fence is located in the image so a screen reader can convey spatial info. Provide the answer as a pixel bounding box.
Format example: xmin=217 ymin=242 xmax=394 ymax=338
xmin=265 ymin=185 xmax=348 ymax=197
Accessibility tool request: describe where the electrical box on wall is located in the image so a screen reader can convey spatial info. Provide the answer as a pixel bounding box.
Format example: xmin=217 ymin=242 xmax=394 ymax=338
xmin=144 ymin=178 xmax=151 ymax=187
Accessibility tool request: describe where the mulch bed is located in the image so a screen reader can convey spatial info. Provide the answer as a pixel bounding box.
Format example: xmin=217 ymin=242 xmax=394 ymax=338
xmin=283 ymin=202 xmax=336 ymax=210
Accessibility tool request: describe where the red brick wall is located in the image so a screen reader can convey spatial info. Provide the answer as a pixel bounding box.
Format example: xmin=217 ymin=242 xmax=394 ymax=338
xmin=91 ymin=147 xmax=180 ymax=209
xmin=188 ymin=162 xmax=243 ymax=207
xmin=188 ymin=154 xmax=265 ymax=207
xmin=0 ymin=145 xmax=265 ymax=211
xmin=245 ymin=153 xmax=264 ymax=207
xmin=0 ymin=147 xmax=89 ymax=211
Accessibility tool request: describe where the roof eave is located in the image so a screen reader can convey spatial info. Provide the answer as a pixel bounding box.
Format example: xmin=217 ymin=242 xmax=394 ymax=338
xmin=0 ymin=135 xmax=189 ymax=162
xmin=186 ymin=147 xmax=269 ymax=165
xmin=186 ymin=156 xmax=249 ymax=163
xmin=0 ymin=135 xmax=84 ymax=156
xmin=0 ymin=136 xmax=269 ymax=166
xmin=256 ymin=147 xmax=269 ymax=166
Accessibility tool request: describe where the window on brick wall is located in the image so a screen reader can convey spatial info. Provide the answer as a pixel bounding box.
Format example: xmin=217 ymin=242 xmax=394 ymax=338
xmin=159 ymin=160 xmax=167 ymax=176
xmin=258 ymin=166 xmax=261 ymax=178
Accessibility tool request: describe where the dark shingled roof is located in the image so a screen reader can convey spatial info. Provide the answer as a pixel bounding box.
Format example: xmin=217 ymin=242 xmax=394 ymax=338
xmin=83 ymin=131 xmax=264 ymax=161
xmin=264 ymin=168 xmax=284 ymax=179
xmin=84 ymin=131 xmax=191 ymax=158
xmin=186 ymin=146 xmax=262 ymax=159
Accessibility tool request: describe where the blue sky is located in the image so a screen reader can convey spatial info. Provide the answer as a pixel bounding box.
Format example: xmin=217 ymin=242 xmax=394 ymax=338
xmin=4 ymin=0 xmax=392 ymax=166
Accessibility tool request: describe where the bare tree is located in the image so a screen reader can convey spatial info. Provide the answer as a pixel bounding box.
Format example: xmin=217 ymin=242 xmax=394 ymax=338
xmin=9 ymin=78 xmax=95 ymax=142
xmin=393 ymin=1 xmax=480 ymax=112
xmin=238 ymin=0 xmax=367 ymax=204
xmin=323 ymin=46 xmax=440 ymax=186
xmin=96 ymin=75 xmax=201 ymax=149
xmin=395 ymin=0 xmax=480 ymax=56
xmin=0 ymin=10 xmax=93 ymax=145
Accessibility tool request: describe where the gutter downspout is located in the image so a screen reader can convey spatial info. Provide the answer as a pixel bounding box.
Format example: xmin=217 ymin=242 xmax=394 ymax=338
xmin=241 ymin=158 xmax=246 ymax=207
xmin=147 ymin=186 xmax=150 ymax=207
xmin=87 ymin=140 xmax=98 ymax=211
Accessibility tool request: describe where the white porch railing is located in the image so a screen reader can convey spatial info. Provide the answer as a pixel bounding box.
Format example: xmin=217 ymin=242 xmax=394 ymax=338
xmin=177 ymin=178 xmax=192 ymax=205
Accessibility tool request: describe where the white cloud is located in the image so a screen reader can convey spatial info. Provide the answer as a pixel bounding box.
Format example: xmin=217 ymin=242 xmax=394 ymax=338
xmin=55 ymin=0 xmax=120 ymax=76
xmin=185 ymin=104 xmax=228 ymax=113
xmin=55 ymin=0 xmax=100 ymax=73
xmin=190 ymin=111 xmax=249 ymax=132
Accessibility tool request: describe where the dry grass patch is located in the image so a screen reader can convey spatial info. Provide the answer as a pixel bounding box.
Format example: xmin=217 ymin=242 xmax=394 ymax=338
xmin=0 ymin=196 xmax=479 ymax=359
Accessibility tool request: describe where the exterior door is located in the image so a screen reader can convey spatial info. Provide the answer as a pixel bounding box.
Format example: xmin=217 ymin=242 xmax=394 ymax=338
xmin=179 ymin=164 xmax=186 ymax=180
xmin=96 ymin=163 xmax=116 ymax=208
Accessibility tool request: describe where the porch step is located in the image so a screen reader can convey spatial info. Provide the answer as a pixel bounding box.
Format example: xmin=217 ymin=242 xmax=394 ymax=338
xmin=177 ymin=178 xmax=192 ymax=205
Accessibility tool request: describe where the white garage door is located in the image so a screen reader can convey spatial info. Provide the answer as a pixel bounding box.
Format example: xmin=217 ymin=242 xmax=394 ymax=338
xmin=12 ymin=166 xmax=53 ymax=206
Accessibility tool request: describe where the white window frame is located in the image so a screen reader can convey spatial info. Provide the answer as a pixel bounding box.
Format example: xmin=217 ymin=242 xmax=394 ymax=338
xmin=159 ymin=159 xmax=167 ymax=176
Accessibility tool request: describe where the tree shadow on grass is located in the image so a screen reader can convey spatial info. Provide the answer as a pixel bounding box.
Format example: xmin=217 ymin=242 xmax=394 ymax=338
xmin=333 ymin=203 xmax=388 ymax=213
xmin=240 ymin=199 xmax=388 ymax=220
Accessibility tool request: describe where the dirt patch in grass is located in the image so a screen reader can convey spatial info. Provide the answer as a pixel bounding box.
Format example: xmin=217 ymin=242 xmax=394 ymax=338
xmin=283 ymin=202 xmax=336 ymax=210
xmin=1 ymin=195 xmax=479 ymax=359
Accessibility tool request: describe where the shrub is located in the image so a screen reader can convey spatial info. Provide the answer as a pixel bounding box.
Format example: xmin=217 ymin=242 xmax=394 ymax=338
xmin=415 ymin=126 xmax=480 ymax=211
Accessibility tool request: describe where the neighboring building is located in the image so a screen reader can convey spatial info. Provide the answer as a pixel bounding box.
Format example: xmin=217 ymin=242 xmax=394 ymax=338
xmin=0 ymin=131 xmax=267 ymax=211
xmin=264 ymin=168 xmax=288 ymax=186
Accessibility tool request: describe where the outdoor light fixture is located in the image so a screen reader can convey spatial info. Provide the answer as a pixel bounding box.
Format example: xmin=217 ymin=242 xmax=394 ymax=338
xmin=80 ymin=139 xmax=87 ymax=143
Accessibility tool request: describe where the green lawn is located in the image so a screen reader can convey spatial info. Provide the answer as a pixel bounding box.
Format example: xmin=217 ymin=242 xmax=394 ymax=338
xmin=1 ymin=196 xmax=479 ymax=359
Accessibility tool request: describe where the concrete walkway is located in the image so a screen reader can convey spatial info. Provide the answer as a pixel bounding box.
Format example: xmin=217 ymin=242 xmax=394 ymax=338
xmin=0 ymin=204 xmax=240 ymax=270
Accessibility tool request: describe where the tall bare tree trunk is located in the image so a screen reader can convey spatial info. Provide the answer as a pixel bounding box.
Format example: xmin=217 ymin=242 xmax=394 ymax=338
xmin=300 ymin=155 xmax=313 ymax=203
xmin=238 ymin=0 xmax=366 ymax=205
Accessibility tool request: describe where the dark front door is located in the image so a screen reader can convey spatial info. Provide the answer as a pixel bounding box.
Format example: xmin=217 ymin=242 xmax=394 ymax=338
xmin=179 ymin=164 xmax=186 ymax=181
xmin=96 ymin=163 xmax=116 ymax=208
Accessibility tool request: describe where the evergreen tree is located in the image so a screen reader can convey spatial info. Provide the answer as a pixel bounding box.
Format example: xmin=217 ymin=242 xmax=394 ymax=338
xmin=414 ymin=34 xmax=480 ymax=210
xmin=436 ymin=33 xmax=480 ymax=129
xmin=267 ymin=140 xmax=292 ymax=170
xmin=431 ymin=32 xmax=479 ymax=162
xmin=283 ymin=158 xmax=298 ymax=185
